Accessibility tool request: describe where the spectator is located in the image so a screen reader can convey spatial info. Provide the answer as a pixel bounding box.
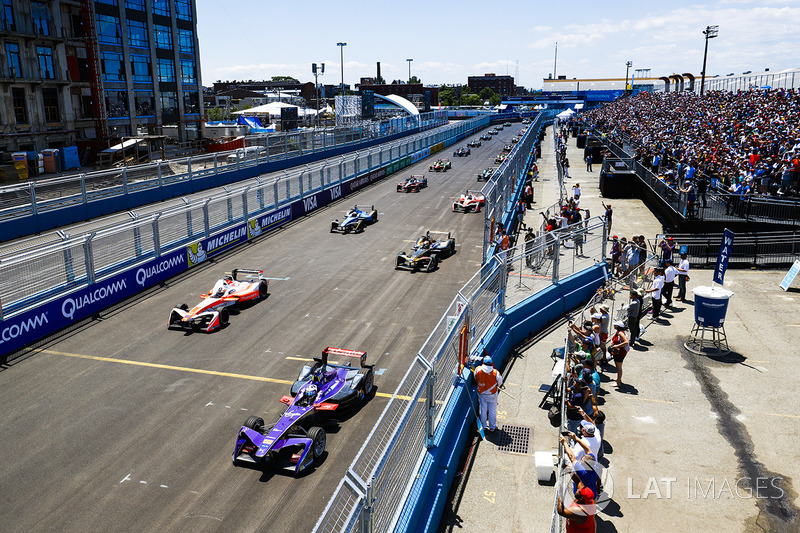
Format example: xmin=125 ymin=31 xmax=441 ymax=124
xmin=663 ymin=259 xmax=678 ymax=307
xmin=573 ymin=182 xmax=581 ymax=201
xmin=601 ymin=203 xmax=613 ymax=236
xmin=585 ymin=153 xmax=593 ymax=172
xmin=659 ymin=237 xmax=676 ymax=267
xmin=608 ymin=320 xmax=630 ymax=388
xmin=610 ymin=236 xmax=622 ymax=275
xmin=563 ymin=156 xmax=571 ymax=179
xmin=556 ymin=487 xmax=596 ymax=533
xmin=647 ymin=267 xmax=665 ymax=319
xmin=676 ymin=252 xmax=690 ymax=301
xmin=627 ymin=289 xmax=642 ymax=348
xmin=524 ymin=227 xmax=535 ymax=267
xmin=474 ymin=356 xmax=502 ymax=432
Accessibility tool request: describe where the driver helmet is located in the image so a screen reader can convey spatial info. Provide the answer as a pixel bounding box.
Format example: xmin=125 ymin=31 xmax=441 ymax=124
xmin=304 ymin=384 xmax=318 ymax=400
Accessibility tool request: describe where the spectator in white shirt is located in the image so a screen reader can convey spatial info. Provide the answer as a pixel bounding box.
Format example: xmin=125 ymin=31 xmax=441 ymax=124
xmin=663 ymin=259 xmax=678 ymax=307
xmin=677 ymin=253 xmax=690 ymax=301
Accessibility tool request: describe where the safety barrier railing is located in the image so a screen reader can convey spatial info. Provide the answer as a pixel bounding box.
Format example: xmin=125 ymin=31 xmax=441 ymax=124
xmin=548 ymin=249 xmax=659 ymax=533
xmin=480 ymin=114 xmax=551 ymax=259
xmin=0 ymin=116 xmax=486 ymax=324
xmin=313 ymin=215 xmax=610 ymax=533
xmin=601 ymin=138 xmax=800 ymax=228
xmin=0 ymin=111 xmax=448 ymax=223
xmin=647 ymin=231 xmax=800 ymax=268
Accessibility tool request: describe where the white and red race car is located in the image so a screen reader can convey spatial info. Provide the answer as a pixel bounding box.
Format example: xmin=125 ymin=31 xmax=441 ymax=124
xmin=168 ymin=269 xmax=269 ymax=333
xmin=452 ymin=190 xmax=486 ymax=213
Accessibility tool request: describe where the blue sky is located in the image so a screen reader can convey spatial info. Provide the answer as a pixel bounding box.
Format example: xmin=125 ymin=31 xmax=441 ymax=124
xmin=196 ymin=0 xmax=799 ymax=89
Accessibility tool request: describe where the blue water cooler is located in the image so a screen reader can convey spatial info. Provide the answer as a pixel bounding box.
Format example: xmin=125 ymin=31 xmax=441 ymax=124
xmin=685 ymin=286 xmax=733 ymax=354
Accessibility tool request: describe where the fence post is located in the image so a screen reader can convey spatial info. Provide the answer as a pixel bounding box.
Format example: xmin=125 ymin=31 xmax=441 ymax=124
xmin=203 ymin=198 xmax=211 ymax=236
xmin=361 ymin=477 xmax=375 ymax=533
xmin=602 ymin=221 xmax=608 ymax=260
xmin=152 ymin=213 xmax=161 ymax=257
xmin=31 ymin=181 xmax=40 ymax=216
xmin=426 ymin=365 xmax=436 ymax=448
xmin=552 ymin=238 xmax=561 ymax=284
xmin=242 ymin=187 xmax=249 ymax=222
xmin=498 ymin=256 xmax=507 ymax=315
xmin=84 ymin=233 xmax=96 ymax=285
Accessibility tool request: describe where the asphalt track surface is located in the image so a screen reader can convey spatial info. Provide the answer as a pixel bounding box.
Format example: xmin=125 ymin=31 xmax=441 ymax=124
xmin=0 ymin=124 xmax=523 ymax=533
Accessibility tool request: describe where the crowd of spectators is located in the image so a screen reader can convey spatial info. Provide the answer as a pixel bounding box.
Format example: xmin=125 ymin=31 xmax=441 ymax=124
xmin=581 ymin=89 xmax=800 ymax=199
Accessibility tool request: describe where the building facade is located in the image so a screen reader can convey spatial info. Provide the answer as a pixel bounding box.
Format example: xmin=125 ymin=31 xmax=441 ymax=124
xmin=0 ymin=0 xmax=203 ymax=162
xmin=467 ymin=73 xmax=515 ymax=96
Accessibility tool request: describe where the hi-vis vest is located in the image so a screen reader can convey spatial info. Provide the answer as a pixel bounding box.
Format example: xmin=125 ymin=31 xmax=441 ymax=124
xmin=500 ymin=235 xmax=510 ymax=251
xmin=476 ymin=368 xmax=499 ymax=394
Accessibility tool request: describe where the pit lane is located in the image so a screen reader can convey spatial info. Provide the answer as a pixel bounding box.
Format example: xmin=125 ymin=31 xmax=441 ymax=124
xmin=0 ymin=124 xmax=525 ymax=533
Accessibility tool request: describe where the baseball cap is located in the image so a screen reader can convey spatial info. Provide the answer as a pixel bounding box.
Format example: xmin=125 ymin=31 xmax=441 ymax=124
xmin=668 ymin=237 xmax=674 ymax=241
xmin=612 ymin=235 xmax=618 ymax=239
xmin=580 ymin=421 xmax=596 ymax=436
xmin=483 ymin=356 xmax=493 ymax=366
xmin=591 ymin=313 xmax=602 ymax=320
xmin=613 ymin=320 xmax=626 ymax=329
xmin=578 ymin=487 xmax=596 ymax=502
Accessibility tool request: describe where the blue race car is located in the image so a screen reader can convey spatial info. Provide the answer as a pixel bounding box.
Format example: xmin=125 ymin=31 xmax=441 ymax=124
xmin=330 ymin=204 xmax=378 ymax=233
xmin=395 ymin=231 xmax=456 ymax=272
xmin=233 ymin=347 xmax=374 ymax=475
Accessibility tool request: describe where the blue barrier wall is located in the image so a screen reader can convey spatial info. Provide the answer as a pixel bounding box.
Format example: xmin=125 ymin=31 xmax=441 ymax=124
xmin=394 ymin=262 xmax=609 ymax=532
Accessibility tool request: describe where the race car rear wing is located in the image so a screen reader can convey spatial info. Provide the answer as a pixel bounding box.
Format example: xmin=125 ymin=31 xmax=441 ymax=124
xmin=232 ymin=269 xmax=265 ymax=281
xmin=466 ymin=190 xmax=483 ymax=196
xmin=317 ymin=346 xmax=368 ymax=368
xmin=410 ymin=175 xmax=424 ymax=179
xmin=353 ymin=205 xmax=375 ymax=212
xmin=427 ymin=230 xmax=452 ymax=241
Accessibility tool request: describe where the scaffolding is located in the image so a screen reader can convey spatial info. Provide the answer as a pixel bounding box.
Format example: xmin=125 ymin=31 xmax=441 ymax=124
xmin=334 ymin=95 xmax=361 ymax=126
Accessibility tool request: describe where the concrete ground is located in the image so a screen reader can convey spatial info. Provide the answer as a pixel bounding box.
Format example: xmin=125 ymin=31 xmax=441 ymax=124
xmin=441 ymin=128 xmax=800 ymax=532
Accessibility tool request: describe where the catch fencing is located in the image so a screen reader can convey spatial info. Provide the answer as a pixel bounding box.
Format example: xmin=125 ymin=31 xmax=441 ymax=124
xmin=0 ymin=111 xmax=448 ymax=238
xmin=313 ymin=218 xmax=611 ymax=532
xmin=480 ymin=113 xmax=555 ymax=259
xmin=0 ymin=115 xmax=487 ymax=339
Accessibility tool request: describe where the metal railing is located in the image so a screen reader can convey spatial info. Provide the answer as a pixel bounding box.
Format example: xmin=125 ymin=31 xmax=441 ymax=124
xmin=0 ymin=116 xmax=485 ymax=323
xmin=648 ymin=231 xmax=800 ymax=268
xmin=602 ymin=139 xmax=800 ymax=228
xmin=0 ymin=111 xmax=448 ymax=226
xmin=313 ymin=214 xmax=610 ymax=533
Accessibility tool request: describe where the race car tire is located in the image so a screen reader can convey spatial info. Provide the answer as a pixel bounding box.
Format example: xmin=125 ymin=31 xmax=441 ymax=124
xmin=370 ymin=210 xmax=378 ymax=222
xmin=447 ymin=240 xmax=456 ymax=256
xmin=395 ymin=255 xmax=403 ymax=270
xmin=356 ymin=220 xmax=365 ymax=233
xmin=308 ymin=427 xmax=326 ymax=461
xmin=177 ymin=303 xmax=189 ymax=311
xmin=244 ymin=415 xmax=264 ymax=432
xmin=330 ymin=221 xmax=337 ymax=233
xmin=358 ymin=368 xmax=374 ymax=398
xmin=259 ymin=280 xmax=269 ymax=299
xmin=220 ymin=308 xmax=230 ymax=327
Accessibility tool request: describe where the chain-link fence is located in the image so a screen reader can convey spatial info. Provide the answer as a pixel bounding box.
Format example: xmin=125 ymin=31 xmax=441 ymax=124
xmin=0 ymin=116 xmax=486 ymax=322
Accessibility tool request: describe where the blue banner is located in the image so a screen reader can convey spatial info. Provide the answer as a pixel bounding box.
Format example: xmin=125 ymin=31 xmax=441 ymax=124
xmin=0 ymin=250 xmax=187 ymax=356
xmin=186 ymin=224 xmax=249 ymax=267
xmin=713 ymin=229 xmax=734 ymax=285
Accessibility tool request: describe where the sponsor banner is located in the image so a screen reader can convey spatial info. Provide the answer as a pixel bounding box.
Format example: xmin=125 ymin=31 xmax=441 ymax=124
xmin=430 ymin=142 xmax=445 ymax=155
xmin=248 ymin=206 xmax=293 ymax=239
xmin=345 ymin=167 xmax=387 ymax=194
xmin=0 ymin=250 xmax=187 ymax=356
xmin=187 ymin=224 xmax=249 ymax=267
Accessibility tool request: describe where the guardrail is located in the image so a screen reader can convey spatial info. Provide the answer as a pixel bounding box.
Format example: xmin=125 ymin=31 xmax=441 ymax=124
xmin=648 ymin=231 xmax=800 ymax=268
xmin=0 ymin=115 xmax=490 ymax=356
xmin=0 ymin=111 xmax=449 ymax=241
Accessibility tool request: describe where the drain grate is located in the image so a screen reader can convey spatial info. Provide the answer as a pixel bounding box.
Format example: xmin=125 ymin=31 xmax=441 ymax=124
xmin=495 ymin=424 xmax=532 ymax=455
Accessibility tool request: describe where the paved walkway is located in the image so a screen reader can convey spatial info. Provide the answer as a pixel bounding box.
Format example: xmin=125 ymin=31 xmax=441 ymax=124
xmin=441 ymin=128 xmax=800 ymax=532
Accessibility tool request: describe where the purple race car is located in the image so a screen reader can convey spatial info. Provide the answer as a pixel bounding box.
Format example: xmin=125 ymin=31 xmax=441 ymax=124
xmin=232 ymin=347 xmax=374 ymax=475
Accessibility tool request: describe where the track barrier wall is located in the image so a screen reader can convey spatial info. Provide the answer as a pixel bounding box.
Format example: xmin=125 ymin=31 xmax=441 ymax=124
xmin=0 ymin=116 xmax=490 ymax=359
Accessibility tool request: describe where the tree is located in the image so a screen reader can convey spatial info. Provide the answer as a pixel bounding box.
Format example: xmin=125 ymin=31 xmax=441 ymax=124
xmin=271 ymin=76 xmax=300 ymax=84
xmin=207 ymin=107 xmax=223 ymax=121
xmin=439 ymin=86 xmax=456 ymax=106
xmin=409 ymin=75 xmax=421 ymax=85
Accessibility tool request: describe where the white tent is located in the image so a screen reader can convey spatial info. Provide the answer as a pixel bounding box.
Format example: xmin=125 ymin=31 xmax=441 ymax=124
xmin=234 ymin=102 xmax=318 ymax=117
xmin=556 ymin=108 xmax=575 ymax=118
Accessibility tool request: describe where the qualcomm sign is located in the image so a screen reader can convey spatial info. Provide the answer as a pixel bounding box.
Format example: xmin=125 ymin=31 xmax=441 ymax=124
xmin=0 ymin=249 xmax=187 ymax=357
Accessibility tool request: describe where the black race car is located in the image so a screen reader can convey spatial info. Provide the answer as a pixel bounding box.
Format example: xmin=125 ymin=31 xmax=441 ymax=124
xmin=468 ymin=139 xmax=482 ymax=148
xmin=480 ymin=133 xmax=491 ymax=141
xmin=453 ymin=147 xmax=471 ymax=157
xmin=395 ymin=231 xmax=456 ymax=272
